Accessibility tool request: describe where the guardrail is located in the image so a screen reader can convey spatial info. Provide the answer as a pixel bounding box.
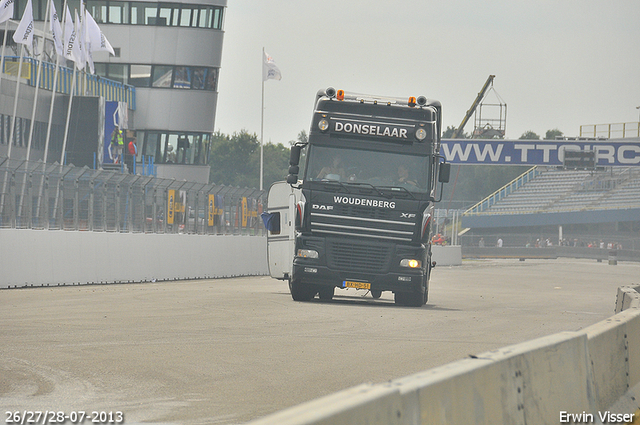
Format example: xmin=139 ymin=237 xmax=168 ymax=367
xmin=248 ymin=286 xmax=640 ymax=425
xmin=0 ymin=158 xmax=266 ymax=235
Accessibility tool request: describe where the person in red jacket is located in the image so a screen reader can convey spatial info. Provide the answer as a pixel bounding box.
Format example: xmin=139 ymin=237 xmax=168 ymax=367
xmin=128 ymin=137 xmax=138 ymax=156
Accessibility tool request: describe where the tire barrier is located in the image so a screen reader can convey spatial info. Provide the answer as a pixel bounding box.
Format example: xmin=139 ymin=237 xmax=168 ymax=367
xmin=248 ymin=286 xmax=640 ymax=425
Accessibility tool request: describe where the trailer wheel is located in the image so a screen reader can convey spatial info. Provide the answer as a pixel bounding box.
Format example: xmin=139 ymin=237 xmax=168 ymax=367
xmin=318 ymin=286 xmax=335 ymax=301
xmin=289 ymin=278 xmax=316 ymax=302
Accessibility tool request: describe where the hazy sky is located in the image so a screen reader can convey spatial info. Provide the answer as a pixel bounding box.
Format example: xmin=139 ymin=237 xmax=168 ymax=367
xmin=215 ymin=1 xmax=640 ymax=144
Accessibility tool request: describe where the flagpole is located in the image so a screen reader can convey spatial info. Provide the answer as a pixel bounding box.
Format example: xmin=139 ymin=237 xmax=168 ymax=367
xmin=36 ymin=0 xmax=68 ymax=225
xmin=8 ymin=44 xmax=26 ymax=155
xmin=0 ymin=20 xmax=9 ymax=99
xmin=43 ymin=0 xmax=67 ymax=165
xmin=61 ymin=64 xmax=76 ymax=164
xmin=0 ymin=20 xmax=10 ymax=218
xmin=260 ymin=47 xmax=266 ymax=191
xmin=0 ymin=44 xmax=25 ymax=219
xmin=25 ymin=0 xmax=51 ymax=159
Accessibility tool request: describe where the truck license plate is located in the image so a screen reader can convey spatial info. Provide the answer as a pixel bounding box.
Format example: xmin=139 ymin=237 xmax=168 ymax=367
xmin=343 ymin=280 xmax=371 ymax=290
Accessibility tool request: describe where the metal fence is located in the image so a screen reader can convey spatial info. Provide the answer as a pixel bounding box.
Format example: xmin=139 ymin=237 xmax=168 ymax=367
xmin=0 ymin=158 xmax=266 ymax=235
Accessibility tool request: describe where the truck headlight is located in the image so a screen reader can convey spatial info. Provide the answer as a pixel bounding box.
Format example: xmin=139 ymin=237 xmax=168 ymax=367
xmin=318 ymin=119 xmax=329 ymax=132
xmin=297 ymin=249 xmax=319 ymax=259
xmin=400 ymin=259 xmax=421 ymax=268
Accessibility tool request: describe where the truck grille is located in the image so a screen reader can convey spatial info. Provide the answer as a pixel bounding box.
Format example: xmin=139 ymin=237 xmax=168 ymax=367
xmin=326 ymin=240 xmax=392 ymax=273
xmin=310 ymin=211 xmax=415 ymax=242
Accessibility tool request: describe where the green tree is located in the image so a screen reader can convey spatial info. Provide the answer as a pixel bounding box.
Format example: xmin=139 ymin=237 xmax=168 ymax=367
xmin=209 ymin=130 xmax=260 ymax=187
xmin=208 ymin=129 xmax=291 ymax=189
xmin=544 ymin=128 xmax=563 ymax=140
xmin=259 ymin=142 xmax=291 ymax=189
xmin=442 ymin=126 xmax=470 ymax=139
xmin=519 ymin=130 xmax=540 ymax=140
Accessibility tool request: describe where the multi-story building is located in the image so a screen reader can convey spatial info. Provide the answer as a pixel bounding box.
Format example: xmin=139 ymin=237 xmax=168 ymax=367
xmin=0 ymin=0 xmax=226 ymax=184
xmin=89 ymin=0 xmax=226 ymax=183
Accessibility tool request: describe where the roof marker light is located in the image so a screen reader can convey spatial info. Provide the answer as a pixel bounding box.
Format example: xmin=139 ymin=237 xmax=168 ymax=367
xmin=408 ymin=97 xmax=417 ymax=107
xmin=337 ymin=90 xmax=345 ymax=101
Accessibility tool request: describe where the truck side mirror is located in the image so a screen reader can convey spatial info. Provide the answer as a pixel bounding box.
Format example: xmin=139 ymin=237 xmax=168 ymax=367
xmin=287 ymin=145 xmax=303 ymax=186
xmin=438 ymin=163 xmax=451 ymax=183
xmin=289 ymin=145 xmax=302 ymax=166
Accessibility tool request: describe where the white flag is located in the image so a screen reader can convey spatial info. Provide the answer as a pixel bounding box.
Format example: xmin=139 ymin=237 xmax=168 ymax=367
xmin=64 ymin=6 xmax=83 ymax=69
xmin=263 ymin=51 xmax=282 ymax=82
xmin=85 ymin=9 xmax=115 ymax=55
xmin=13 ymin=0 xmax=34 ymax=46
xmin=49 ymin=0 xmax=63 ymax=56
xmin=0 ymin=0 xmax=14 ymax=24
xmin=80 ymin=4 xmax=94 ymax=74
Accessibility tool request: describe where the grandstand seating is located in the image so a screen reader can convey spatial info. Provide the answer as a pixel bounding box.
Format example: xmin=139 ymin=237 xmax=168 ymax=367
xmin=478 ymin=167 xmax=640 ymax=214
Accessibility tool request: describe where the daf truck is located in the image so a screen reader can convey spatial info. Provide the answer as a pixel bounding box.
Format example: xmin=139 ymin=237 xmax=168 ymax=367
xmin=264 ymin=88 xmax=450 ymax=307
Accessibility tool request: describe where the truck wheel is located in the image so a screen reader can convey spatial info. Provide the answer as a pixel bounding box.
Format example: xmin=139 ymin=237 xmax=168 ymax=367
xmin=395 ymin=282 xmax=426 ymax=307
xmin=289 ymin=278 xmax=316 ymax=302
xmin=318 ymin=286 xmax=335 ymax=301
xmin=371 ymin=290 xmax=382 ymax=299
xmin=423 ymin=277 xmax=429 ymax=305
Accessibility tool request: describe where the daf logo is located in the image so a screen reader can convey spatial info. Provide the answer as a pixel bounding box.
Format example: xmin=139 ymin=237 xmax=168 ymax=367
xmin=312 ymin=204 xmax=334 ymax=211
xmin=400 ymin=213 xmax=416 ymax=219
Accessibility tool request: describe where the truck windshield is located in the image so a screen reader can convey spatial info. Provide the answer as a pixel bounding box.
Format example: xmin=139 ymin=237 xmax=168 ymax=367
xmin=304 ymin=145 xmax=431 ymax=194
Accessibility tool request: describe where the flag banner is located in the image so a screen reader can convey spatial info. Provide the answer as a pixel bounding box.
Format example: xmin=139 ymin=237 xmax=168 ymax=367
xmin=13 ymin=0 xmax=33 ymax=46
xmin=0 ymin=0 xmax=14 ymax=24
xmin=64 ymin=6 xmax=82 ymax=67
xmin=85 ymin=9 xmax=115 ymax=55
xmin=77 ymin=8 xmax=91 ymax=72
xmin=263 ymin=51 xmax=282 ymax=81
xmin=49 ymin=0 xmax=63 ymax=56
xmin=80 ymin=3 xmax=95 ymax=73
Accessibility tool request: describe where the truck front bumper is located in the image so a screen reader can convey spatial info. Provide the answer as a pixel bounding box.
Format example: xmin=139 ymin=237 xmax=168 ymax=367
xmin=292 ymin=260 xmax=425 ymax=294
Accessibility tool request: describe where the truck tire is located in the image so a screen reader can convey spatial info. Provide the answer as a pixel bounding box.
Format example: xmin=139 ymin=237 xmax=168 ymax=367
xmin=289 ymin=278 xmax=316 ymax=302
xmin=395 ymin=278 xmax=427 ymax=307
xmin=318 ymin=286 xmax=335 ymax=300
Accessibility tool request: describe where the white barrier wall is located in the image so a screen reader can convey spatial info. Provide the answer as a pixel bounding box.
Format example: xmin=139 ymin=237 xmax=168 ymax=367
xmin=249 ymin=286 xmax=640 ymax=425
xmin=431 ymin=245 xmax=462 ymax=266
xmin=0 ymin=229 xmax=268 ymax=288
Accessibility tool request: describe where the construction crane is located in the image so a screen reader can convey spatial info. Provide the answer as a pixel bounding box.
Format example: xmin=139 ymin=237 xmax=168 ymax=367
xmin=451 ymin=75 xmax=495 ymax=139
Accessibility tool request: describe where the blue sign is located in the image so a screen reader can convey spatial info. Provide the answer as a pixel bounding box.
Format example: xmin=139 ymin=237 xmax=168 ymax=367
xmin=441 ymin=139 xmax=640 ymax=166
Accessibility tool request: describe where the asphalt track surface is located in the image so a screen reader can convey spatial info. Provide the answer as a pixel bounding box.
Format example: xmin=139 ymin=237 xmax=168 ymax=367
xmin=1 ymin=258 xmax=639 ymax=424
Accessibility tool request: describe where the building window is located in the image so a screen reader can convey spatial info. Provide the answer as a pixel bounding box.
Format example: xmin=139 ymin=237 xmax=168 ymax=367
xmin=140 ymin=131 xmax=211 ymax=165
xmin=192 ymin=67 xmax=206 ymax=90
xmin=173 ymin=66 xmax=190 ymax=89
xmin=23 ymin=0 xmax=224 ymax=30
xmin=152 ymin=65 xmax=173 ymax=88
xmin=95 ymin=63 xmax=219 ymax=91
xmin=89 ymin=1 xmax=108 ymax=23
xmin=108 ymin=1 xmax=129 ymax=24
xmin=130 ymin=64 xmax=151 ymax=87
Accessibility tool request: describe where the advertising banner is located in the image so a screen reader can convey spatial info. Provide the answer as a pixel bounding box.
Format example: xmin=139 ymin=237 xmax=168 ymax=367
xmin=441 ymin=139 xmax=640 ymax=167
xmin=167 ymin=189 xmax=175 ymax=225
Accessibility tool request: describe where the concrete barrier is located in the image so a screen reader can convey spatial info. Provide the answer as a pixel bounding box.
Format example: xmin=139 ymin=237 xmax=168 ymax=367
xmin=0 ymin=229 xmax=268 ymax=288
xmin=431 ymin=245 xmax=462 ymax=266
xmin=248 ymin=286 xmax=640 ymax=425
xmin=462 ymin=246 xmax=640 ymax=263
